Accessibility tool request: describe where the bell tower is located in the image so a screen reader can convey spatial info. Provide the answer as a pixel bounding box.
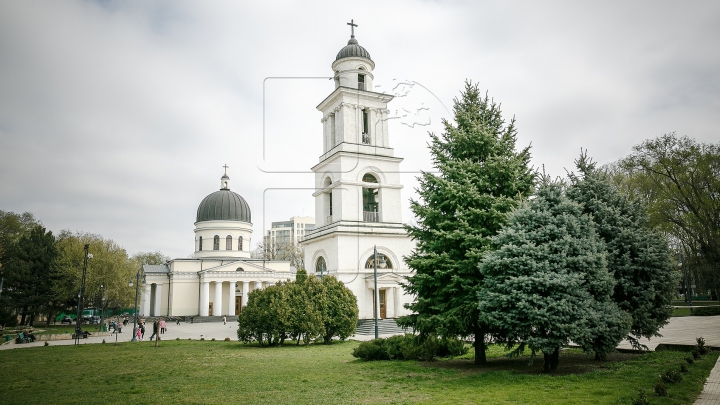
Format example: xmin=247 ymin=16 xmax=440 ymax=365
xmin=302 ymin=21 xmax=415 ymax=320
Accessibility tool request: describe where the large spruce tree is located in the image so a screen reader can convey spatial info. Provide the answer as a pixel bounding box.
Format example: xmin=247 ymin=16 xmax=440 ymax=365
xmin=479 ymin=180 xmax=628 ymax=371
xmin=2 ymin=225 xmax=58 ymax=326
xmin=567 ymin=152 xmax=677 ymax=350
xmin=400 ymin=82 xmax=534 ymax=364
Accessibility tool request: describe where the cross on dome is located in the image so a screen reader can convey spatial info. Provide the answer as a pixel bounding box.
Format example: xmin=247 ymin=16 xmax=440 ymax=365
xmin=347 ymin=19 xmax=358 ymax=38
xmin=223 ymin=164 xmax=229 ymax=175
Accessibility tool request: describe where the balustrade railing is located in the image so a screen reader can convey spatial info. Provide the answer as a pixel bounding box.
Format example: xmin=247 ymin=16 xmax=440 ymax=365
xmin=363 ymin=211 xmax=380 ymax=222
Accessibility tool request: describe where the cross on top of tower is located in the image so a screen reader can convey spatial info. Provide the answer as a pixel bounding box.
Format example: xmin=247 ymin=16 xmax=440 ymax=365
xmin=347 ymin=19 xmax=358 ymax=38
xmin=223 ymin=164 xmax=229 ymax=175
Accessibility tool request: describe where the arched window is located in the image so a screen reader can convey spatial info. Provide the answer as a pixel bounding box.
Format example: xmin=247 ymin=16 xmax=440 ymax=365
xmin=226 ymin=235 xmax=232 ymax=250
xmin=362 ymin=173 xmax=379 ymax=222
xmin=363 ymin=173 xmax=378 ymax=183
xmin=213 ymin=235 xmax=220 ymax=250
xmin=198 ymin=236 xmax=203 ymax=251
xmin=316 ymin=257 xmax=327 ymax=276
xmin=365 ymin=253 xmax=392 ymax=269
xmin=238 ymin=236 xmax=243 ymax=251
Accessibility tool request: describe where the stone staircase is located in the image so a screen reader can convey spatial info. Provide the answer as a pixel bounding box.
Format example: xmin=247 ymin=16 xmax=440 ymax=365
xmin=185 ymin=316 xmax=226 ymax=323
xmin=354 ymin=318 xmax=409 ymax=336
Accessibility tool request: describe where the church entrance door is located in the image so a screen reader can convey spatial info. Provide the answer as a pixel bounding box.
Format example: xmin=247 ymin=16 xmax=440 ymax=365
xmin=209 ymin=302 xmax=214 ymax=316
xmin=379 ymin=290 xmax=386 ymax=319
xmin=235 ymin=297 xmax=241 ymax=314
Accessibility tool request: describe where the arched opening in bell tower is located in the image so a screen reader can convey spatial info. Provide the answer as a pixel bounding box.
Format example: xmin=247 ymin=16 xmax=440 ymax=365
xmin=362 ymin=173 xmax=379 ymax=222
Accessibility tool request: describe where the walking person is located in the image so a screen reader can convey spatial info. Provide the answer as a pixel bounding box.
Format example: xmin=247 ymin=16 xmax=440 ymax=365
xmin=223 ymin=315 xmax=226 ymax=325
xmin=149 ymin=319 xmax=159 ymax=340
xmin=135 ymin=326 xmax=142 ymax=341
xmin=159 ymin=318 xmax=166 ymax=334
xmin=140 ymin=321 xmax=145 ymax=339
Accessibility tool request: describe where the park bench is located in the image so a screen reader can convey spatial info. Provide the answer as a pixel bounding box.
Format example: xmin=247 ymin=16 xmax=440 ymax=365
xmin=15 ymin=332 xmax=31 ymax=344
xmin=72 ymin=330 xmax=91 ymax=339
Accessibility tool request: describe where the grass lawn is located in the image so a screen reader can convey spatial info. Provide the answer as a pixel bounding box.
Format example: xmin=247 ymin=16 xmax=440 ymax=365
xmin=671 ymin=300 xmax=720 ymax=317
xmin=0 ymin=340 xmax=716 ymax=404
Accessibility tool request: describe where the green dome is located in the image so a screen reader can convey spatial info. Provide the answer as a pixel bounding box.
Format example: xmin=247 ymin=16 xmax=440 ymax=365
xmin=196 ymin=189 xmax=251 ymax=223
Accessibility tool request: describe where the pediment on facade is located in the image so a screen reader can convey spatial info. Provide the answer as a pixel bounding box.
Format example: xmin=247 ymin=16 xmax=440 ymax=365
xmin=200 ymin=259 xmax=273 ymax=274
xmin=364 ymin=272 xmax=405 ymax=288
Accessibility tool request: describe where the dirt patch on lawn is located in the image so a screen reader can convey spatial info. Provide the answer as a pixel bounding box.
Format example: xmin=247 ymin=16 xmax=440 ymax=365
xmin=422 ymin=351 xmax=640 ymax=376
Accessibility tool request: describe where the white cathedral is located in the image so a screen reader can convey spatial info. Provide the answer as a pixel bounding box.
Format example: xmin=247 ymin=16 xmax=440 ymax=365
xmin=139 ymin=27 xmax=415 ymax=321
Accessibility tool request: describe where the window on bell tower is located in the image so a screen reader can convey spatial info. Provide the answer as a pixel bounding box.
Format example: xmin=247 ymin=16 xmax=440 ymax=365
xmin=362 ymin=173 xmax=379 ymax=222
xmin=226 ymin=235 xmax=232 ymax=250
xmin=362 ymin=109 xmax=370 ymax=144
xmin=358 ymin=73 xmax=365 ymax=90
xmin=330 ymin=113 xmax=336 ymax=147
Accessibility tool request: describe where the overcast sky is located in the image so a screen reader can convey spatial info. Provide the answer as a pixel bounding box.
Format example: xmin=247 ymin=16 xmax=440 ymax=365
xmin=1 ymin=1 xmax=718 ymax=259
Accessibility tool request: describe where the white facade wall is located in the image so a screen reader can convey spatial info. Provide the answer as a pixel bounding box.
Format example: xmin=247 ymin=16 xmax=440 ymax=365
xmin=194 ymin=220 xmax=252 ymax=259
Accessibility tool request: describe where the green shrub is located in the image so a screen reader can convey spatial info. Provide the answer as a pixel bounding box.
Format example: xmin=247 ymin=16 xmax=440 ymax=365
xmin=692 ymin=306 xmax=720 ymax=316
xmin=631 ymin=389 xmax=650 ymax=405
xmin=351 ymin=334 xmax=467 ymax=361
xmin=680 ymin=363 xmax=688 ymax=372
xmin=654 ymin=382 xmax=667 ymax=396
xmin=661 ymin=369 xmax=683 ymax=383
xmin=685 ymin=357 xmax=694 ymax=364
xmin=352 ymin=339 xmax=389 ymax=361
xmin=437 ymin=337 xmax=469 ymax=357
xmin=692 ymin=348 xmax=701 ymax=359
xmin=696 ymin=337 xmax=710 ymax=354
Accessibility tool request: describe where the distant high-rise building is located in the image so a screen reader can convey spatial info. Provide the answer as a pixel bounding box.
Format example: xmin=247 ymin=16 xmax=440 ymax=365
xmin=266 ymin=216 xmax=315 ymax=247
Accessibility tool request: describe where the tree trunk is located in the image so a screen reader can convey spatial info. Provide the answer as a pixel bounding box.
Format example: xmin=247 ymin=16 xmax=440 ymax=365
xmin=543 ymin=348 xmax=560 ymax=372
xmin=551 ymin=347 xmax=559 ymax=371
xmin=474 ymin=323 xmax=487 ymax=365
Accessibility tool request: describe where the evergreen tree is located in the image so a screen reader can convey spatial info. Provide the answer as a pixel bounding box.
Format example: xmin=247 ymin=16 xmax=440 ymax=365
xmin=287 ymin=270 xmax=323 ymax=345
xmin=400 ymin=82 xmax=534 ymax=364
xmin=2 ymin=225 xmax=58 ymax=326
xmin=479 ymin=180 xmax=626 ymax=371
xmin=567 ymin=152 xmax=677 ymax=351
xmin=317 ymin=275 xmax=358 ymax=344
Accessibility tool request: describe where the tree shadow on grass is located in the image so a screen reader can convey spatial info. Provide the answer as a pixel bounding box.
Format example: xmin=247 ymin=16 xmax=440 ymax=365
xmin=422 ymin=352 xmax=640 ymax=376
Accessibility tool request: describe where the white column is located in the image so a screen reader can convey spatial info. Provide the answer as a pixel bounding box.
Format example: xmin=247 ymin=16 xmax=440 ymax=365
xmin=154 ymin=284 xmax=163 ymax=316
xmin=241 ymin=281 xmax=249 ymax=307
xmin=228 ymin=282 xmax=235 ymax=317
xmin=375 ymin=288 xmax=381 ymax=320
xmin=254 ymin=281 xmax=263 ymax=291
xmin=393 ymin=287 xmax=399 ymax=318
xmin=141 ymin=285 xmax=151 ymax=316
xmin=214 ymin=281 xmax=223 ymax=316
xmin=200 ymin=281 xmax=210 ymax=316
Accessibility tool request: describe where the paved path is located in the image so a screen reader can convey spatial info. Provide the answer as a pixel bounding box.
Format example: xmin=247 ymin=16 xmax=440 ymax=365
xmin=616 ymin=316 xmax=720 ymax=350
xmin=695 ymin=355 xmax=720 ymax=405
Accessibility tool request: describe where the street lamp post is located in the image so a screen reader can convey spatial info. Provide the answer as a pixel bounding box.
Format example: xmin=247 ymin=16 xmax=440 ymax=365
xmin=74 ymin=244 xmax=92 ymax=345
xmin=98 ymin=284 xmax=105 ymax=332
xmin=373 ymin=245 xmax=379 ymax=340
xmin=129 ymin=269 xmax=144 ymax=342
